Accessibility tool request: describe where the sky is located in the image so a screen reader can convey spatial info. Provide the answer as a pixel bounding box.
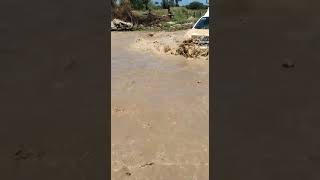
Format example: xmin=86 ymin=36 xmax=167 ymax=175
xmin=152 ymin=0 xmax=209 ymax=6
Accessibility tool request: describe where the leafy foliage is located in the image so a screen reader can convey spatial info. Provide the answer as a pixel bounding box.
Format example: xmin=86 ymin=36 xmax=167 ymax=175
xmin=186 ymin=1 xmax=208 ymax=10
xmin=130 ymin=0 xmax=144 ymax=10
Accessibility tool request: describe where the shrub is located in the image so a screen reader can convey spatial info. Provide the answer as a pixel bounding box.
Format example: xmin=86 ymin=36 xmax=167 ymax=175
xmin=185 ymin=1 xmax=207 ymax=10
xmin=130 ymin=0 xmax=144 ymax=10
xmin=141 ymin=0 xmax=151 ymax=10
xmin=149 ymin=2 xmax=162 ymax=10
xmin=112 ymin=0 xmax=134 ymax=22
xmin=168 ymin=0 xmax=175 ymax=7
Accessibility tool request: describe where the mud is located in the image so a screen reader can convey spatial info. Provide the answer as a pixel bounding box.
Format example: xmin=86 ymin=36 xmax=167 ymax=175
xmin=131 ymin=30 xmax=209 ymax=59
xmin=111 ymin=31 xmax=209 ymax=180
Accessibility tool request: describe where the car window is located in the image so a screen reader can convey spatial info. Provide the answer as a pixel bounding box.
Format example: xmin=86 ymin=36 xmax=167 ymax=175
xmin=194 ymin=17 xmax=209 ymax=29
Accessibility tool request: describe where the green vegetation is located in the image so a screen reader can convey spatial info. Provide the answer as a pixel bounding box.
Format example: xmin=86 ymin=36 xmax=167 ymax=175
xmin=133 ymin=7 xmax=206 ymax=22
xmin=129 ymin=0 xmax=144 ymax=9
xmin=171 ymin=7 xmax=205 ymax=23
xmin=161 ymin=0 xmax=169 ymax=9
xmin=111 ymin=0 xmax=207 ymax=31
xmin=185 ymin=1 xmax=208 ymax=10
xmin=141 ymin=0 xmax=151 ymax=10
xmin=130 ymin=7 xmax=206 ymax=31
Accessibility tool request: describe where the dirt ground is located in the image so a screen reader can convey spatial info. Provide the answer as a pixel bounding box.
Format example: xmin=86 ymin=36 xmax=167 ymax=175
xmin=111 ymin=31 xmax=209 ymax=180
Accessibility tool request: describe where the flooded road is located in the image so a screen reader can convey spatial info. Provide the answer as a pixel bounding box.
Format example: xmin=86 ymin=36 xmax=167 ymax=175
xmin=111 ymin=31 xmax=209 ymax=180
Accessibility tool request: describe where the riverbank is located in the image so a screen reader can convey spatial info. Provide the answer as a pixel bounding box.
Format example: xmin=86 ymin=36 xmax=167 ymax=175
xmin=111 ymin=6 xmax=207 ymax=31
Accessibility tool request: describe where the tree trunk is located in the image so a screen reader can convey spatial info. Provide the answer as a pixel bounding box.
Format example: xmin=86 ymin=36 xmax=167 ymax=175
xmin=168 ymin=5 xmax=173 ymax=19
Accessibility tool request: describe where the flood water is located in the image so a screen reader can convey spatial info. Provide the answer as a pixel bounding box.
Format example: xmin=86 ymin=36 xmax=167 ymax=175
xmin=111 ymin=31 xmax=209 ymax=180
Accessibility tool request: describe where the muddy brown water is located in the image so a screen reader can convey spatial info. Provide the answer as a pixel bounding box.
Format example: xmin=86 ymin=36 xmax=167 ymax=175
xmin=111 ymin=31 xmax=209 ymax=180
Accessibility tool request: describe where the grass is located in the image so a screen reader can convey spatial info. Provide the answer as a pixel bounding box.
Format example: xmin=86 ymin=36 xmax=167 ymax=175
xmin=172 ymin=7 xmax=205 ymax=23
xmin=134 ymin=7 xmax=207 ymax=24
xmin=128 ymin=6 xmax=207 ymax=31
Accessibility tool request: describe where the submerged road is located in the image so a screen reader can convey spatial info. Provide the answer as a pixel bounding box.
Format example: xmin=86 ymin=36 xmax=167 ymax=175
xmin=111 ymin=31 xmax=209 ymax=180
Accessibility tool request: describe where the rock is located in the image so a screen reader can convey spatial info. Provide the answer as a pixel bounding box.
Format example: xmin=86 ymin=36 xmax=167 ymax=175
xmin=167 ymin=21 xmax=176 ymax=25
xmin=111 ymin=19 xmax=133 ymax=31
xmin=111 ymin=21 xmax=116 ymax=30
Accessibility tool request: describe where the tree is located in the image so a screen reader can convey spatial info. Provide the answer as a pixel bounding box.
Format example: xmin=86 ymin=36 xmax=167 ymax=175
xmin=142 ymin=0 xmax=151 ymax=10
xmin=111 ymin=0 xmax=117 ymax=8
xmin=175 ymin=0 xmax=179 ymax=7
xmin=161 ymin=0 xmax=169 ymax=9
xmin=169 ymin=0 xmax=175 ymax=6
xmin=186 ymin=1 xmax=207 ymax=9
xmin=130 ymin=0 xmax=144 ymax=9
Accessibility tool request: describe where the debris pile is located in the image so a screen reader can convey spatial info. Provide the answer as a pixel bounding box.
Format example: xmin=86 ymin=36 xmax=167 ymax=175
xmin=176 ymin=37 xmax=209 ymax=58
xmin=131 ymin=31 xmax=209 ymax=59
xmin=111 ymin=19 xmax=133 ymax=31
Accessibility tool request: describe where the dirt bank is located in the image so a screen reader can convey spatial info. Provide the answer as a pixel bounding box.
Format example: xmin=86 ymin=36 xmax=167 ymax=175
xmin=130 ymin=30 xmax=209 ymax=60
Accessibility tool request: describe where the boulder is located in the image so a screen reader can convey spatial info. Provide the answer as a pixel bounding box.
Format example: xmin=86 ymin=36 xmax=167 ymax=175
xmin=111 ymin=21 xmax=117 ymax=31
xmin=167 ymin=21 xmax=176 ymax=25
xmin=110 ymin=19 xmax=133 ymax=31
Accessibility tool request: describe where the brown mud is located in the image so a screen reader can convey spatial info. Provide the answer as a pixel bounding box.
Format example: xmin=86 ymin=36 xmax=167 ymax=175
xmin=131 ymin=30 xmax=209 ymax=59
xmin=111 ymin=31 xmax=209 ymax=180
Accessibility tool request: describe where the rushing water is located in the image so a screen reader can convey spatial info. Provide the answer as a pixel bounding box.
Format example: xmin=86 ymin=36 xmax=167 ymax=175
xmin=111 ymin=31 xmax=209 ymax=180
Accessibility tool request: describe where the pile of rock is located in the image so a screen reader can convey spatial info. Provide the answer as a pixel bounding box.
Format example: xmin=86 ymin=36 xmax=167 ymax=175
xmin=111 ymin=19 xmax=133 ymax=31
